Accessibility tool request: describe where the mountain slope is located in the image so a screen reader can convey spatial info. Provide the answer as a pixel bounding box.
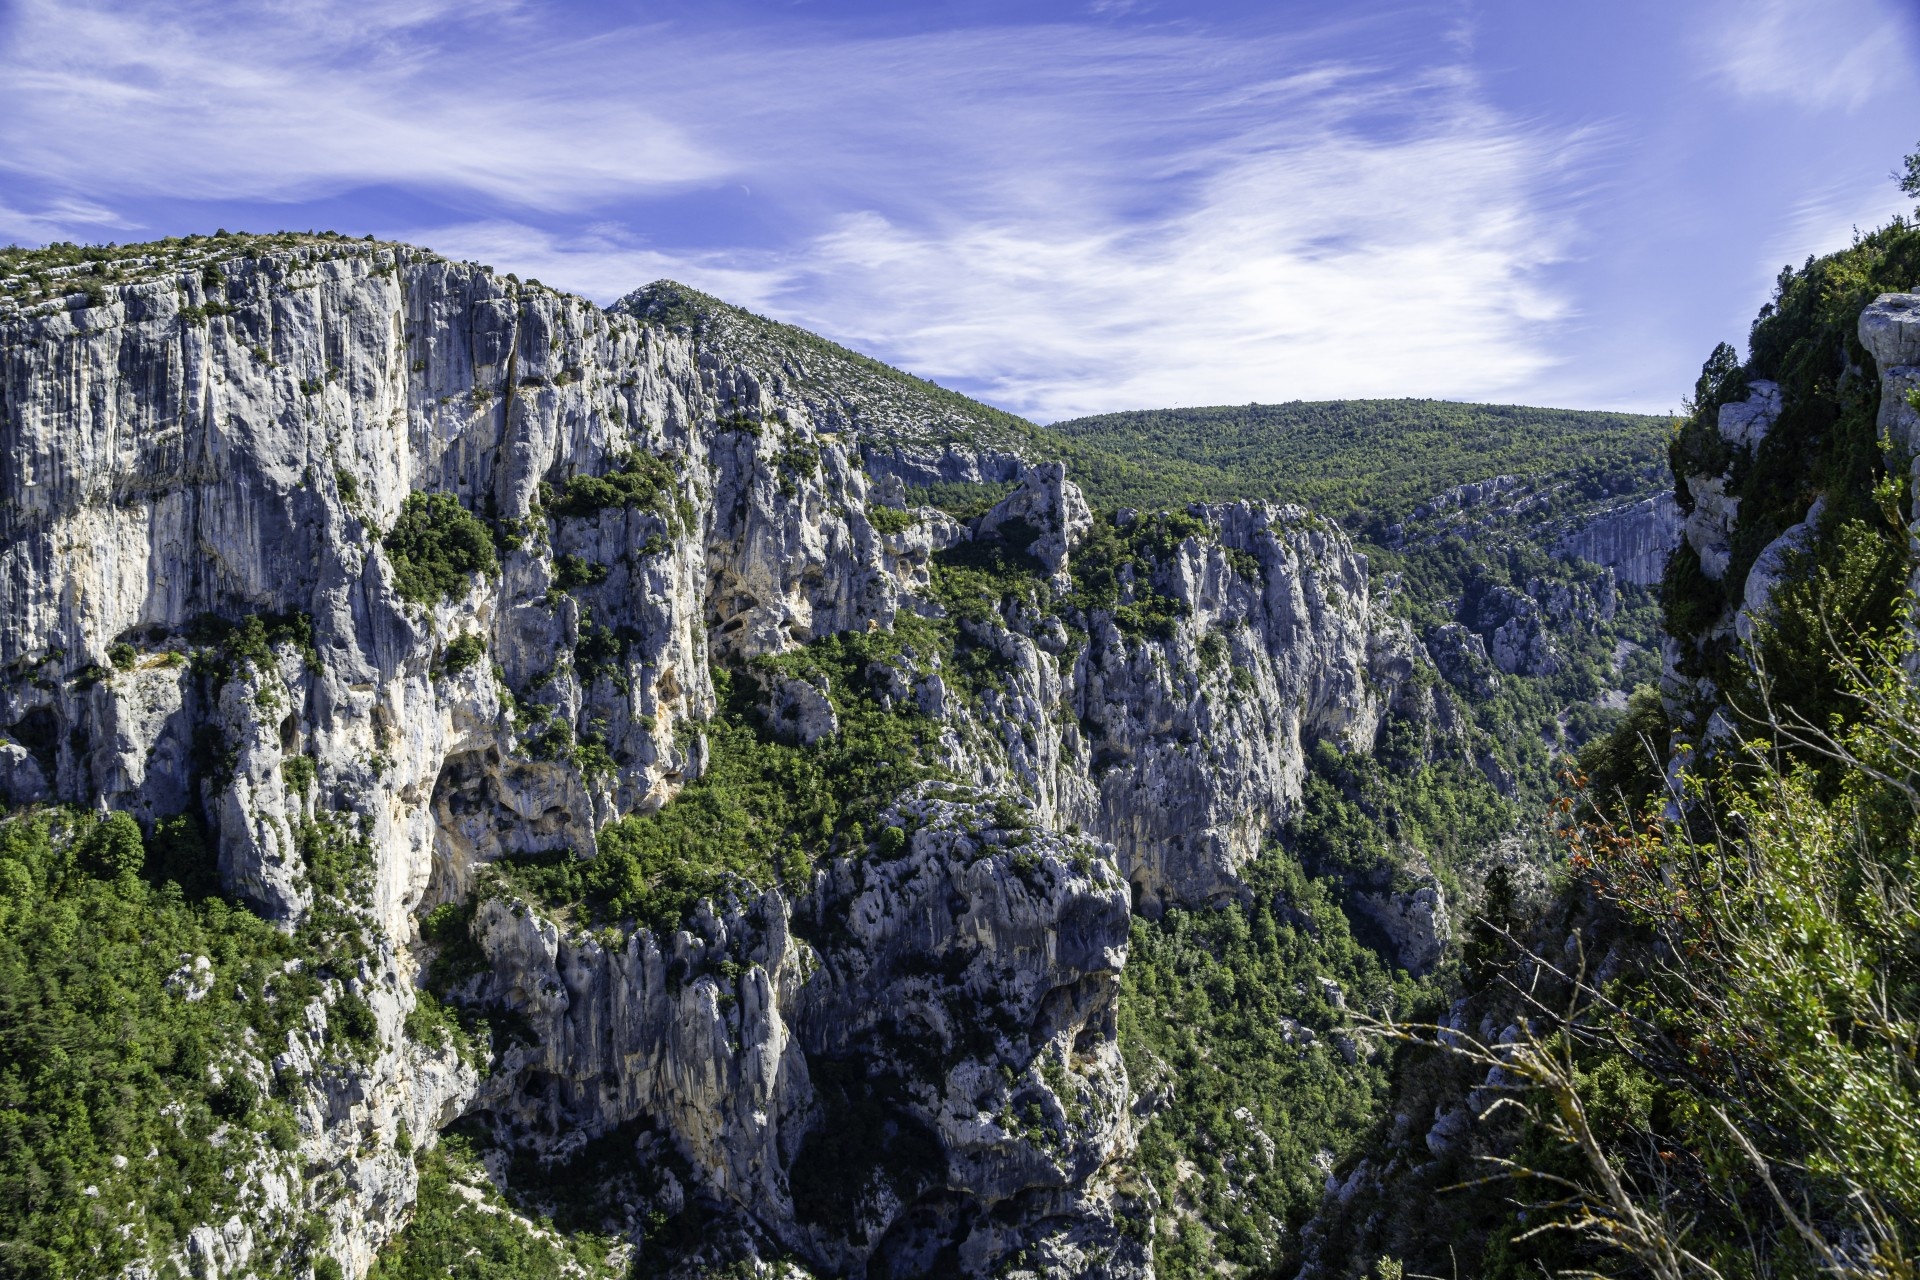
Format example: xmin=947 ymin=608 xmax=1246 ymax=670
xmin=1048 ymin=399 xmax=1672 ymax=525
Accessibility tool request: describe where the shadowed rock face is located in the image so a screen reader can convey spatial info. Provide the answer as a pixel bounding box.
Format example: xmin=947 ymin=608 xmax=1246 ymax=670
xmin=467 ymin=790 xmax=1137 ymax=1277
xmin=0 ymin=241 xmax=1409 ymax=1277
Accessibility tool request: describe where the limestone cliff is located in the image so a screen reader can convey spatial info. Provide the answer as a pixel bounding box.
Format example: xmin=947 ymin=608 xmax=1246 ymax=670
xmin=0 ymin=239 xmax=1411 ymax=1277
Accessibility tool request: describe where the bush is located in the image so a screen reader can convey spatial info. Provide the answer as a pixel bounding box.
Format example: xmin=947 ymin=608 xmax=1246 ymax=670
xmin=441 ymin=632 xmax=486 ymax=674
xmin=82 ymin=811 xmax=145 ymax=880
xmin=497 ymin=638 xmax=937 ymax=933
xmin=383 ymin=492 xmax=498 ymax=604
xmin=546 ymin=453 xmax=680 ymax=525
xmin=867 ymin=505 xmax=917 ymax=536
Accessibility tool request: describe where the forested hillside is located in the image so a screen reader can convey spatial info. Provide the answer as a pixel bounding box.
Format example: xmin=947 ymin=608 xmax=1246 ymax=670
xmin=1047 ymin=399 xmax=1670 ymax=526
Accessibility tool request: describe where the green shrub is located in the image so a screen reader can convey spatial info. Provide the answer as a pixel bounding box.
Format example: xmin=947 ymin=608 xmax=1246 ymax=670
xmin=905 ymin=480 xmax=1016 ymax=520
xmin=441 ymin=632 xmax=486 ymax=674
xmin=281 ymin=754 xmax=317 ymax=794
xmin=547 ymin=453 xmax=678 ymax=524
xmin=383 ymin=492 xmax=499 ymax=604
xmin=867 ymin=505 xmax=917 ymax=536
xmin=551 ymin=554 xmax=607 ymax=592
xmin=108 ymin=642 xmax=137 ymax=671
xmin=497 ymin=641 xmax=938 ymax=932
xmin=81 ymin=811 xmax=145 ymax=880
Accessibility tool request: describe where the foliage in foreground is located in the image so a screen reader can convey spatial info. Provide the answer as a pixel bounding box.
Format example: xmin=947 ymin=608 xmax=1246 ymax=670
xmin=1380 ymin=626 xmax=1920 ymax=1280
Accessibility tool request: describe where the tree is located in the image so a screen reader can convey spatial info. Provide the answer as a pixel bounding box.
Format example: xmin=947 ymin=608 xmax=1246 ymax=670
xmin=1901 ymin=139 xmax=1920 ymax=203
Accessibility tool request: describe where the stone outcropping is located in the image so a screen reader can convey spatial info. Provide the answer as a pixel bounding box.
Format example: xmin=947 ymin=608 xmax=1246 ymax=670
xmin=1427 ymin=623 xmax=1499 ymax=698
xmin=1555 ymin=494 xmax=1682 ymax=587
xmin=1862 ymin=293 xmax=1920 ymax=601
xmin=467 ymin=790 xmax=1140 ymax=1277
xmin=1466 ymin=585 xmax=1558 ymax=677
xmin=1680 ymin=380 xmax=1784 ymax=584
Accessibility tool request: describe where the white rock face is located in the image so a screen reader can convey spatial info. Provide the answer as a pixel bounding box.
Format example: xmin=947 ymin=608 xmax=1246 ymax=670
xmin=1860 ymin=293 xmax=1920 ymax=370
xmin=1680 ymin=380 xmax=1783 ymax=585
xmin=0 ymin=244 xmax=1410 ymax=1276
xmin=978 ymin=461 xmax=1093 ymax=578
xmin=1735 ymin=498 xmax=1825 ymax=644
xmin=1010 ymin=500 xmax=1403 ymax=913
xmin=1555 ymin=494 xmax=1682 ymax=587
xmin=1859 ymin=293 xmax=1920 ymax=611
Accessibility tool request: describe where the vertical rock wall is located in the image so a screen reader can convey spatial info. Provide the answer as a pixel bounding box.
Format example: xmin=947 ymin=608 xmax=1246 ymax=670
xmin=0 ymin=241 xmax=1408 ymax=1276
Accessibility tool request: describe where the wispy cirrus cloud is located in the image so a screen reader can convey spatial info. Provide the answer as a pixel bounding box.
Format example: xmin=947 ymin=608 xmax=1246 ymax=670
xmin=0 ymin=0 xmax=727 ymax=210
xmin=0 ymin=0 xmax=1590 ymax=419
xmin=1703 ymin=0 xmax=1917 ymax=113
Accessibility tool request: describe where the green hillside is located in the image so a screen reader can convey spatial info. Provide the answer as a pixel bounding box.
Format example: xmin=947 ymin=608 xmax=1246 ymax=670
xmin=1044 ymin=399 xmax=1673 ymax=522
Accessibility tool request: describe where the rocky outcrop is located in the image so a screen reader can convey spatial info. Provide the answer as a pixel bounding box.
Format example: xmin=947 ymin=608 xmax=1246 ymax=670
xmin=1466 ymin=585 xmax=1557 ymax=677
xmin=1680 ymin=381 xmax=1784 ymax=583
xmin=978 ymin=462 xmax=1093 ymax=578
xmin=1347 ymin=881 xmax=1450 ymax=976
xmin=1068 ymin=503 xmax=1399 ymax=912
xmin=1554 ymin=494 xmax=1682 ymax=587
xmin=1734 ymin=498 xmax=1825 ymax=644
xmin=463 ymin=790 xmax=1142 ymax=1277
xmin=1861 ymin=294 xmax=1920 ymax=600
xmin=1717 ymin=378 xmax=1782 ymax=450
xmin=1427 ymin=623 xmax=1499 ymax=698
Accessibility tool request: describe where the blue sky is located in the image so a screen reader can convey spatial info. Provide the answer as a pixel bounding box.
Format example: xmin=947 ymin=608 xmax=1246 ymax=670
xmin=1 ymin=0 xmax=1916 ymax=422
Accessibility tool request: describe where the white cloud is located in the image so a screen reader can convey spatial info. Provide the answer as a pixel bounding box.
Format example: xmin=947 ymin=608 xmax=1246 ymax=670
xmin=773 ymin=118 xmax=1574 ymax=421
xmin=1705 ymin=0 xmax=1916 ymax=112
xmin=2 ymin=1 xmax=1587 ymax=418
xmin=400 ymin=107 xmax=1576 ymax=422
xmin=0 ymin=198 xmax=134 ymax=244
xmin=0 ymin=0 xmax=727 ymax=208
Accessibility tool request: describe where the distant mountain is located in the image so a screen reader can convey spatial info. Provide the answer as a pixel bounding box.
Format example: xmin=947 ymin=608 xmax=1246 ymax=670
xmin=1044 ymin=398 xmax=1673 ymax=524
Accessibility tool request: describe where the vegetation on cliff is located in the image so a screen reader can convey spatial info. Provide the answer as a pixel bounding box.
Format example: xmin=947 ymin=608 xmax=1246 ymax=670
xmin=0 ymin=809 xmax=379 ymax=1278
xmin=1313 ymin=207 xmax=1920 ymax=1280
xmin=1664 ymin=215 xmax=1920 ymax=735
xmin=1120 ymin=850 xmax=1416 ymax=1276
xmin=384 ymin=492 xmax=501 ymax=605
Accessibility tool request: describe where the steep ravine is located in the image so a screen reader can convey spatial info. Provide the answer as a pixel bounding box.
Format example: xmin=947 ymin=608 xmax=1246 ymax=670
xmin=0 ymin=238 xmax=1454 ymax=1278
